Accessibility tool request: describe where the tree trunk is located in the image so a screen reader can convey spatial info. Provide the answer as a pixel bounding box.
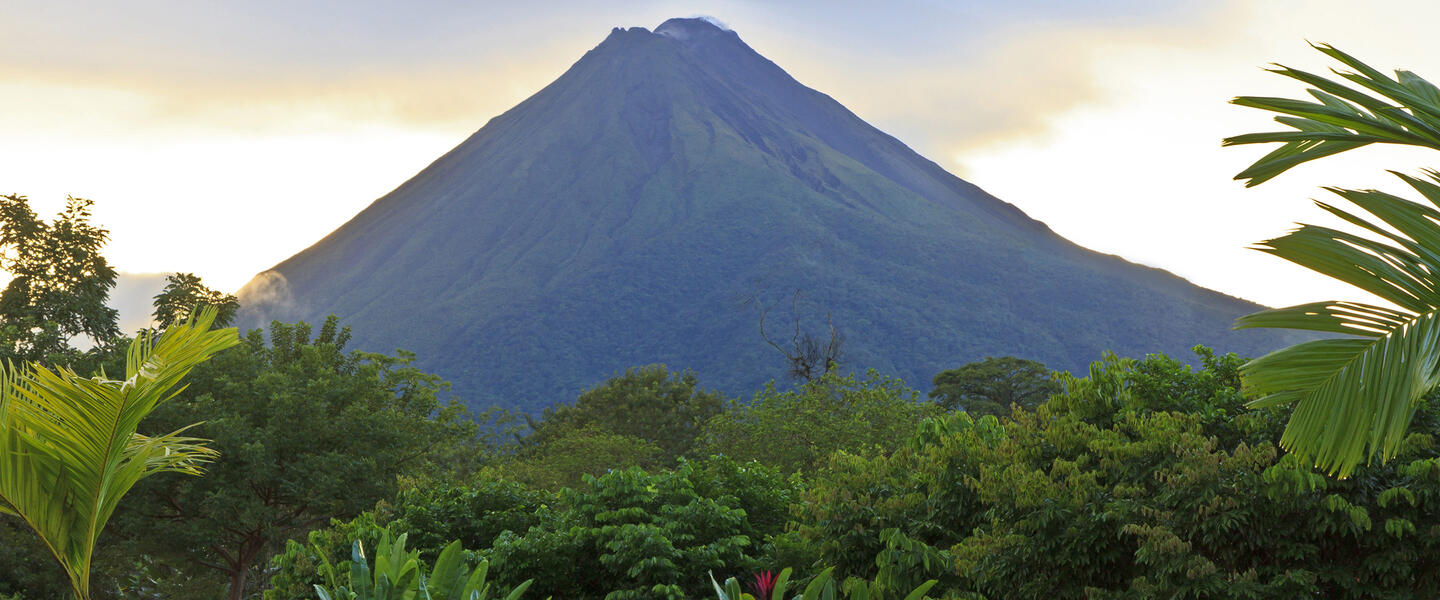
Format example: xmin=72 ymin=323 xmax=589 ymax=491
xmin=227 ymin=567 xmax=248 ymax=600
xmin=224 ymin=535 xmax=265 ymax=600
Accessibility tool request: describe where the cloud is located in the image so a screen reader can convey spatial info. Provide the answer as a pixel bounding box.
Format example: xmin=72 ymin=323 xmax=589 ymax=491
xmin=721 ymin=0 xmax=1232 ymax=169
xmin=236 ymin=270 xmax=301 ymax=325
xmin=691 ymin=15 xmax=731 ymax=31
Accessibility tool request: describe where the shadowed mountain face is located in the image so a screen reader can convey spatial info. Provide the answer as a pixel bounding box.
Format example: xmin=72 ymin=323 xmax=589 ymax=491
xmin=240 ymin=17 xmax=1292 ymax=413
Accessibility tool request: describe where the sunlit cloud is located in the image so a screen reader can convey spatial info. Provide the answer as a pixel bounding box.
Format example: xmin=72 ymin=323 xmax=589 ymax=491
xmin=954 ymin=0 xmax=1440 ymax=308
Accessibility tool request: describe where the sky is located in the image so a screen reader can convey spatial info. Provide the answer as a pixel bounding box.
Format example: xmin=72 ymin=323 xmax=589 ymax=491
xmin=4 ymin=0 xmax=1440 ymax=329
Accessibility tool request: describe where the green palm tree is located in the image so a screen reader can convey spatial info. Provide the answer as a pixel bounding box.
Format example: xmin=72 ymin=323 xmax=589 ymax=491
xmin=0 ymin=308 xmax=237 ymax=599
xmin=1226 ymin=43 xmax=1440 ymax=477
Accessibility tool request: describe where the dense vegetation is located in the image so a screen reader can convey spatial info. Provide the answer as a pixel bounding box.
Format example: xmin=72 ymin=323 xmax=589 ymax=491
xmin=9 ymin=249 xmax=1440 ymax=599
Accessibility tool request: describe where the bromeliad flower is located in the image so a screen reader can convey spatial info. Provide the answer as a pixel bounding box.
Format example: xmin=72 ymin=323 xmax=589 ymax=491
xmin=750 ymin=570 xmax=776 ymax=600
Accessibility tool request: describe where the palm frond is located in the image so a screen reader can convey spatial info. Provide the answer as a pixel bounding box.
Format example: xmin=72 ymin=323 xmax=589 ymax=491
xmin=1237 ymin=171 xmax=1440 ymax=477
xmin=0 ymin=308 xmax=237 ymax=599
xmin=1224 ymin=43 xmax=1440 ymax=187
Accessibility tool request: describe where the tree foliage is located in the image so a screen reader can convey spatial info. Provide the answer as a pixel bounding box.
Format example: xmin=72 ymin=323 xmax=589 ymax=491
xmin=700 ymin=370 xmax=941 ymax=474
xmin=928 ymin=356 xmax=1059 ymax=416
xmin=0 ymin=195 xmax=119 ymax=362
xmin=484 ymin=460 xmax=785 ymax=600
xmin=525 ymin=365 xmax=725 ymax=463
xmin=152 ymin=272 xmax=239 ymax=330
xmin=1227 ymin=44 xmax=1440 ymax=476
xmin=497 ymin=424 xmax=663 ymax=490
xmin=119 ymin=317 xmax=475 ymax=600
xmin=0 ymin=310 xmax=236 ymax=600
xmin=795 ymin=348 xmax=1440 ymax=599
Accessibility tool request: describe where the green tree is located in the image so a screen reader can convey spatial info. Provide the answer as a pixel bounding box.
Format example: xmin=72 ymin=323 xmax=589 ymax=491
xmin=928 ymin=356 xmax=1059 ymax=416
xmin=0 ymin=310 xmax=237 ymax=600
xmin=118 ymin=317 xmax=475 ymax=600
xmin=525 ymin=365 xmax=725 ymax=462
xmin=152 ymin=272 xmax=239 ymax=330
xmin=1226 ymin=44 xmax=1440 ymax=475
xmin=0 ymin=195 xmax=119 ymax=363
xmin=700 ymin=370 xmax=941 ymax=474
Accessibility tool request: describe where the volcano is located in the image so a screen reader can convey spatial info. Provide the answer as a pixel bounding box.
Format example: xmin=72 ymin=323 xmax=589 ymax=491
xmin=239 ymin=17 xmax=1293 ymax=412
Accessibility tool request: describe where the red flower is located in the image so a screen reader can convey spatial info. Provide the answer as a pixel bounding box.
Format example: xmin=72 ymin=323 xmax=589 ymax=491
xmin=750 ymin=570 xmax=776 ymax=600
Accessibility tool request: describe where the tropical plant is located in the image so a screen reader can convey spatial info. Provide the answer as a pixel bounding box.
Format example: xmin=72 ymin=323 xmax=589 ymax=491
xmin=1226 ymin=43 xmax=1440 ymax=476
xmin=313 ymin=529 xmax=533 ymax=600
xmin=0 ymin=308 xmax=237 ymax=599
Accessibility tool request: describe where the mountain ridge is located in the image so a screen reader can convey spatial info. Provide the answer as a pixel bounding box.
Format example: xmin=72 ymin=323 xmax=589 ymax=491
xmin=240 ymin=17 xmax=1296 ymax=412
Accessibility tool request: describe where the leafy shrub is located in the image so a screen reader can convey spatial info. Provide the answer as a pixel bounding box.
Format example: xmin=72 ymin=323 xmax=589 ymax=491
xmin=484 ymin=461 xmax=778 ymax=600
xmin=386 ymin=479 xmax=548 ymax=559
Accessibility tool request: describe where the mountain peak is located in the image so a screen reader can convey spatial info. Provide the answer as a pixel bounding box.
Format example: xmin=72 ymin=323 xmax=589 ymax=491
xmin=242 ymin=15 xmax=1298 ymax=413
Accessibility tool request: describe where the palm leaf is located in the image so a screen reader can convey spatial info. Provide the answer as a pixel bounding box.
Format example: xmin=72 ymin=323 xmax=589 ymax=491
xmin=1237 ymin=172 xmax=1440 ymax=476
xmin=0 ymin=308 xmax=237 ymax=599
xmin=1224 ymin=43 xmax=1440 ymax=187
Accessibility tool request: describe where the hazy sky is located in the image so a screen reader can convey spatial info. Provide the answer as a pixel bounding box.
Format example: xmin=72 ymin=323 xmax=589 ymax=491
xmin=5 ymin=0 xmax=1440 ymax=326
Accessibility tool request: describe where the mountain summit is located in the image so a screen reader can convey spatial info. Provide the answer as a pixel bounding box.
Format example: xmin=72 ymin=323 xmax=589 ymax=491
xmin=240 ymin=18 xmax=1291 ymax=412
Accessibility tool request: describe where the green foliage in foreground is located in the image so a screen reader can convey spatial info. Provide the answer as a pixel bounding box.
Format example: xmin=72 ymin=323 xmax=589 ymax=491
xmin=0 ymin=310 xmax=237 ymax=600
xmin=1228 ymin=43 xmax=1440 ymax=477
xmin=313 ymin=531 xmax=532 ymax=600
xmin=794 ymin=348 xmax=1440 ymax=599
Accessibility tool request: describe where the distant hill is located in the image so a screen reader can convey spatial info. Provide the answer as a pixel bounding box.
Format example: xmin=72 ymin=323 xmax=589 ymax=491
xmin=239 ymin=17 xmax=1299 ymax=413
